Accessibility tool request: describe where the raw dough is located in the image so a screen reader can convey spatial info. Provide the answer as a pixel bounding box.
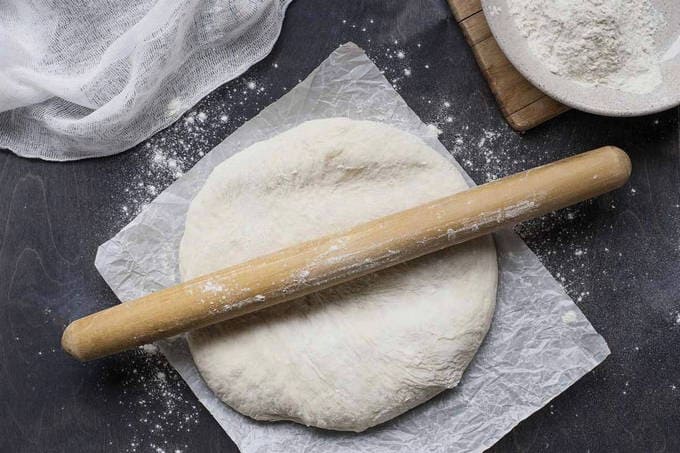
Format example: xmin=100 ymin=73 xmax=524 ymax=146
xmin=180 ymin=118 xmax=498 ymax=432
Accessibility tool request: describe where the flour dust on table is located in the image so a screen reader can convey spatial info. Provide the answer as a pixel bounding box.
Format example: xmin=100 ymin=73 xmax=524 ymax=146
xmin=179 ymin=118 xmax=498 ymax=432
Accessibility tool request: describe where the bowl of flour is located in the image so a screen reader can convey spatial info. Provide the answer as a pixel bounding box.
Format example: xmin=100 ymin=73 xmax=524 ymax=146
xmin=482 ymin=0 xmax=680 ymax=116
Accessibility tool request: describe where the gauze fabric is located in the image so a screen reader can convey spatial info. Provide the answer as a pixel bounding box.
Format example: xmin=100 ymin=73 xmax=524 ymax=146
xmin=0 ymin=0 xmax=292 ymax=160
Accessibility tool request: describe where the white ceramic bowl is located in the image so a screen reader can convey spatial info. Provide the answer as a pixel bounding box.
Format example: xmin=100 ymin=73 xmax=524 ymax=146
xmin=481 ymin=0 xmax=680 ymax=116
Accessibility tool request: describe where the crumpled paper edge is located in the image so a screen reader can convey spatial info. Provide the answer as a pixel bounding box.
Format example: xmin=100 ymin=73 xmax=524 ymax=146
xmin=95 ymin=42 xmax=609 ymax=453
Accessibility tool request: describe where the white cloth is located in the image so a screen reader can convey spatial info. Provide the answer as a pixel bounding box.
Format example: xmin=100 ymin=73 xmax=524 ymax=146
xmin=0 ymin=0 xmax=292 ymax=160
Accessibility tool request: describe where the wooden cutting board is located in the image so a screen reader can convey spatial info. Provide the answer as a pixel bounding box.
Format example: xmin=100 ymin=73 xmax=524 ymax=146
xmin=448 ymin=0 xmax=569 ymax=131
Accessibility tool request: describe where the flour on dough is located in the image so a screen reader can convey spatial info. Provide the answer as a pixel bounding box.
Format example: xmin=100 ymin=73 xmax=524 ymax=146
xmin=179 ymin=118 xmax=498 ymax=432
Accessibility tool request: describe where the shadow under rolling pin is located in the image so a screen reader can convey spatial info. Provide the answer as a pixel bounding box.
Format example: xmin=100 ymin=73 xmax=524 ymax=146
xmin=62 ymin=146 xmax=631 ymax=361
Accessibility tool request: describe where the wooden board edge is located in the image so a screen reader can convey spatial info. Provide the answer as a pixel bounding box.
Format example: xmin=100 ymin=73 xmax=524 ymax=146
xmin=508 ymin=98 xmax=570 ymax=132
xmin=447 ymin=0 xmax=483 ymax=23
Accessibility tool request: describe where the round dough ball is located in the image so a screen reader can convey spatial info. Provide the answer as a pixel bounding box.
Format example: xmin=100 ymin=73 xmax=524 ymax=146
xmin=180 ymin=118 xmax=497 ymax=432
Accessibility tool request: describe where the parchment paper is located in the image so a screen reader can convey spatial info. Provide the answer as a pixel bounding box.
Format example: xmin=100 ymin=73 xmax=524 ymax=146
xmin=95 ymin=43 xmax=610 ymax=453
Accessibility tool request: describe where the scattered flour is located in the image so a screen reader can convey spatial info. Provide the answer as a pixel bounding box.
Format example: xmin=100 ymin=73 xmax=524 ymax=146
xmin=509 ymin=0 xmax=665 ymax=93
xmin=105 ymin=347 xmax=201 ymax=453
xmin=426 ymin=123 xmax=443 ymax=136
xmin=562 ymin=310 xmax=579 ymax=324
xmin=202 ymin=280 xmax=224 ymax=293
xmin=141 ymin=343 xmax=160 ymax=355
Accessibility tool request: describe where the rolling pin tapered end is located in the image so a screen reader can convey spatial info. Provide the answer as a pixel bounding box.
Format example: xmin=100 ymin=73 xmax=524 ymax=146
xmin=605 ymin=146 xmax=632 ymax=182
xmin=61 ymin=320 xmax=87 ymax=362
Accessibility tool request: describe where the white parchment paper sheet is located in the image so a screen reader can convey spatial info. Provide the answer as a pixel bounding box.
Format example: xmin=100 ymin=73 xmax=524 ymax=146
xmin=95 ymin=43 xmax=610 ymax=453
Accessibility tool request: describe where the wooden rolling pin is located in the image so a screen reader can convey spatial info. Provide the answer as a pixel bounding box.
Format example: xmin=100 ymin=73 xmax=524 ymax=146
xmin=62 ymin=146 xmax=631 ymax=361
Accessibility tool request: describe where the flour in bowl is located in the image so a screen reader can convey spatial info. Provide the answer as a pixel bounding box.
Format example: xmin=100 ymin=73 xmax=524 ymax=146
xmin=509 ymin=0 xmax=665 ymax=93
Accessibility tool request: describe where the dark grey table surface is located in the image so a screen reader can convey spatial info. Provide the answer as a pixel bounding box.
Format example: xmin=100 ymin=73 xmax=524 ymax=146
xmin=1 ymin=1 xmax=679 ymax=452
